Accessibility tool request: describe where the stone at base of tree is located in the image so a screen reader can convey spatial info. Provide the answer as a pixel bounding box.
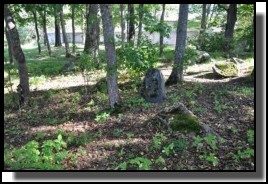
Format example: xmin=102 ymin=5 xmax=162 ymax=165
xmin=212 ymin=62 xmax=239 ymax=77
xmin=197 ymin=51 xmax=211 ymax=63
xmin=140 ymin=68 xmax=166 ymax=103
xmin=156 ymin=102 xmax=222 ymax=140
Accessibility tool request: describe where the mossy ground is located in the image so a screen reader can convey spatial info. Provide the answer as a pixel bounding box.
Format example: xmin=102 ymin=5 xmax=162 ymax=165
xmin=215 ymin=62 xmax=238 ymax=77
xmin=169 ymin=113 xmax=201 ymax=133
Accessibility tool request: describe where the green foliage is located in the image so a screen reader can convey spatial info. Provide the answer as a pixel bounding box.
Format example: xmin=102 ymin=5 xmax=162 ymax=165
xmin=189 ymin=31 xmax=227 ymax=52
xmin=183 ymin=46 xmax=199 ymax=66
xmin=194 ymin=107 xmax=206 ymax=114
xmin=125 ymin=96 xmax=151 ymax=109
xmin=247 ymin=129 xmax=254 ymax=145
xmin=95 ymin=91 xmax=109 ymax=104
xmin=5 ymin=135 xmax=73 ymax=170
xmin=129 ymin=157 xmax=152 ymax=170
xmin=169 ymin=139 xmax=189 ymax=152
xmin=162 ymin=143 xmax=174 ymax=156
xmin=232 ymin=87 xmax=254 ymax=97
xmin=203 ymin=134 xmax=218 ymax=151
xmin=144 ymin=19 xmax=172 ymax=38
xmin=67 ymin=132 xmax=93 ymax=147
xmin=27 ymin=59 xmax=67 ymax=77
xmin=169 ymin=113 xmax=201 ymax=133
xmin=35 ymin=132 xmax=46 ymax=140
xmin=200 ymin=153 xmax=219 ymax=166
xmin=117 ymin=37 xmax=158 ymax=80
xmin=17 ymin=25 xmax=36 ymax=45
xmin=213 ymin=98 xmax=225 ymax=113
xmin=118 ymin=161 xmax=127 ymax=170
xmin=71 ymin=92 xmax=82 ymax=103
xmin=194 ymin=134 xmax=218 ymax=152
xmin=112 ymin=128 xmax=123 ymax=138
xmin=155 ymin=156 xmax=165 ymax=165
xmin=151 ymin=133 xmax=166 ymax=150
xmin=237 ymin=148 xmax=254 ymax=159
xmin=95 ymin=112 xmax=110 ymax=123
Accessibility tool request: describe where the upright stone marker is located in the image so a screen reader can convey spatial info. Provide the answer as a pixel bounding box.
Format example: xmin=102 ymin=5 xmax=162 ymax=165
xmin=140 ymin=68 xmax=166 ymax=103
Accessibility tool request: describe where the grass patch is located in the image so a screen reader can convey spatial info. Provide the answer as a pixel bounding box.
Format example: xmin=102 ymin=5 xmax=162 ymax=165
xmin=231 ymin=86 xmax=254 ymax=97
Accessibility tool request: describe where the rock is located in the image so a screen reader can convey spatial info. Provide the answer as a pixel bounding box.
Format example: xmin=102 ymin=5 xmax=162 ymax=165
xmin=197 ymin=51 xmax=211 ymax=63
xmin=63 ymin=61 xmax=74 ymax=73
xmin=212 ymin=62 xmax=239 ymax=77
xmin=140 ymin=68 xmax=166 ymax=103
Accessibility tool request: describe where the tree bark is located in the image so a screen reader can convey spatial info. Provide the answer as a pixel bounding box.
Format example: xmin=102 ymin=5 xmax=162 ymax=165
xmin=5 ymin=26 xmax=14 ymax=64
xmin=84 ymin=4 xmax=100 ymax=60
xmin=137 ymin=4 xmax=144 ymax=47
xmin=72 ymin=5 xmax=76 ymax=53
xmin=33 ymin=8 xmax=41 ymax=54
xmin=159 ymin=4 xmax=166 ymax=56
xmin=60 ymin=6 xmax=71 ymax=58
xmin=224 ymin=4 xmax=237 ymax=52
xmin=42 ymin=6 xmax=51 ymax=56
xmin=249 ymin=16 xmax=254 ymax=52
xmin=100 ymin=4 xmax=120 ymax=108
xmin=43 ymin=26 xmax=47 ymax=46
xmin=4 ymin=4 xmax=30 ymax=104
xmin=166 ymin=4 xmax=188 ymax=86
xmin=128 ymin=4 xmax=135 ymax=45
xmin=199 ymin=4 xmax=207 ymax=50
xmin=54 ymin=6 xmax=62 ymax=47
xmin=120 ymin=4 xmax=126 ymax=48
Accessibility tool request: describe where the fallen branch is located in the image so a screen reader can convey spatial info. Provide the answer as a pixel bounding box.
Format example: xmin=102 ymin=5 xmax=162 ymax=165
xmin=158 ymin=102 xmax=222 ymax=140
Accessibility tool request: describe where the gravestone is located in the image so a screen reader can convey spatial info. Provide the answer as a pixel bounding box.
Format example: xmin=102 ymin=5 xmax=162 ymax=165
xmin=140 ymin=68 xmax=166 ymax=103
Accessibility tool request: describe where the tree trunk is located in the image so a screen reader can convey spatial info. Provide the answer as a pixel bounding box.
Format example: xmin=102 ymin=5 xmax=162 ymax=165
xmin=5 ymin=26 xmax=14 ymax=64
xmin=42 ymin=6 xmax=51 ymax=56
xmin=54 ymin=6 xmax=62 ymax=47
xmin=84 ymin=4 xmax=100 ymax=60
xmin=100 ymin=4 xmax=120 ymax=108
xmin=159 ymin=4 xmax=166 ymax=56
xmin=249 ymin=16 xmax=254 ymax=52
xmin=199 ymin=4 xmax=207 ymax=50
xmin=43 ymin=28 xmax=47 ymax=46
xmin=128 ymin=4 xmax=135 ymax=45
xmin=33 ymin=9 xmax=41 ymax=54
xmin=137 ymin=4 xmax=144 ymax=47
xmin=166 ymin=4 xmax=188 ymax=86
xmin=224 ymin=4 xmax=237 ymax=52
xmin=72 ymin=5 xmax=76 ymax=53
xmin=120 ymin=4 xmax=126 ymax=48
xmin=207 ymin=4 xmax=216 ymax=28
xmin=4 ymin=4 xmax=30 ymax=105
xmin=60 ymin=6 xmax=71 ymax=58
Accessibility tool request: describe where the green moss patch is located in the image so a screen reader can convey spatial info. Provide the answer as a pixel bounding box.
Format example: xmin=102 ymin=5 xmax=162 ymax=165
xmin=169 ymin=113 xmax=201 ymax=133
xmin=214 ymin=62 xmax=238 ymax=77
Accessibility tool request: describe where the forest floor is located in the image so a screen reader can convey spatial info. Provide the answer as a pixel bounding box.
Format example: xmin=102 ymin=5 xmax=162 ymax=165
xmin=4 ymin=47 xmax=255 ymax=170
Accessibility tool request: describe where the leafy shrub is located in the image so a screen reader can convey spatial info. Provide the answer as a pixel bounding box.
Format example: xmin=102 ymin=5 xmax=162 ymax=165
xmin=5 ymin=135 xmax=73 ymax=170
xmin=188 ymin=30 xmax=227 ymax=53
xmin=129 ymin=157 xmax=152 ymax=170
xmin=95 ymin=111 xmax=110 ymax=123
xmin=117 ymin=37 xmax=158 ymax=80
xmin=151 ymin=133 xmax=167 ymax=150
